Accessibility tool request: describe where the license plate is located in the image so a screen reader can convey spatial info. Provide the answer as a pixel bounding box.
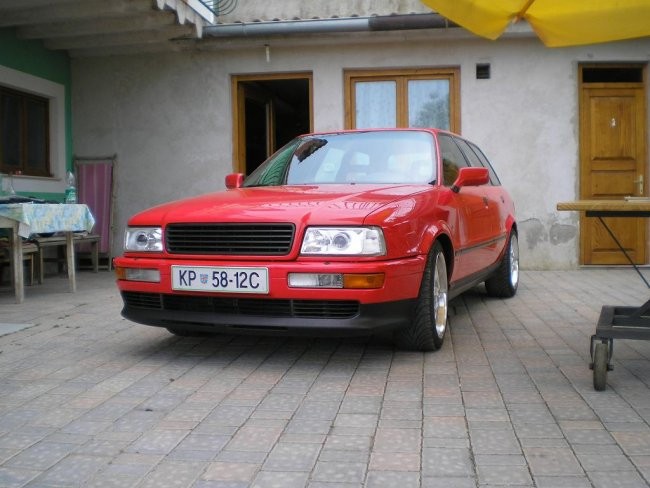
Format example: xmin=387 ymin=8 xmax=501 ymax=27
xmin=171 ymin=266 xmax=269 ymax=294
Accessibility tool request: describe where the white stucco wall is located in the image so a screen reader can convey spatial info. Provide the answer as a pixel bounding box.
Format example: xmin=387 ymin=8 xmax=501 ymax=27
xmin=71 ymin=32 xmax=650 ymax=269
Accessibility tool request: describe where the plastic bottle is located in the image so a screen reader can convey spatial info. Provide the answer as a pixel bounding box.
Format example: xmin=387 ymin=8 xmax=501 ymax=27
xmin=65 ymin=171 xmax=77 ymax=203
xmin=7 ymin=172 xmax=16 ymax=195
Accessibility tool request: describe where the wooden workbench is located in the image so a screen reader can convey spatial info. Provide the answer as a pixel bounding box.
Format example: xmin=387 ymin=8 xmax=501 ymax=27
xmin=557 ymin=199 xmax=650 ymax=216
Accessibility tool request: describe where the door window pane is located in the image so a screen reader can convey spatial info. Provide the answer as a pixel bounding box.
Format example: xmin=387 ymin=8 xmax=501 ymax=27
xmin=408 ymin=79 xmax=450 ymax=130
xmin=355 ymin=81 xmax=396 ymax=128
xmin=439 ymin=134 xmax=469 ymax=186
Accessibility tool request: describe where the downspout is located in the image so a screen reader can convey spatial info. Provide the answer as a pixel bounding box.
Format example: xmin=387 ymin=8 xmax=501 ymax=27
xmin=203 ymin=13 xmax=456 ymax=38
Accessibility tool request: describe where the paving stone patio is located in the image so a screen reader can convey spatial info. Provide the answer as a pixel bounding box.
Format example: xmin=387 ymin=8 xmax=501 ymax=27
xmin=0 ymin=268 xmax=649 ymax=487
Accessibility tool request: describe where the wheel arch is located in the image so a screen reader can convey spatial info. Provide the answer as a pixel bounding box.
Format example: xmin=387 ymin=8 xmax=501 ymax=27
xmin=509 ymin=220 xmax=518 ymax=237
xmin=431 ymin=232 xmax=454 ymax=282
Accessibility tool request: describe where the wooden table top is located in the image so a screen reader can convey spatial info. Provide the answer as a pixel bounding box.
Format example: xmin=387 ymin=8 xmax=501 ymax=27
xmin=557 ymin=199 xmax=650 ymax=212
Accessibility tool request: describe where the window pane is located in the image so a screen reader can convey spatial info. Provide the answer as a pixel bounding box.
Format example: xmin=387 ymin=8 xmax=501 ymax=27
xmin=1 ymin=92 xmax=22 ymax=171
xmin=469 ymin=141 xmax=501 ymax=185
xmin=26 ymin=98 xmax=47 ymax=173
xmin=454 ymin=138 xmax=482 ymax=166
xmin=438 ymin=134 xmax=469 ymax=186
xmin=408 ymin=79 xmax=450 ymax=130
xmin=455 ymin=137 xmax=495 ymax=186
xmin=355 ymin=81 xmax=396 ymax=128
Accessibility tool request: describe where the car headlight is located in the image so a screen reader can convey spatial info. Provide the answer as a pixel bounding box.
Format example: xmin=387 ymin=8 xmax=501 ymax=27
xmin=124 ymin=227 xmax=163 ymax=252
xmin=300 ymin=227 xmax=386 ymax=256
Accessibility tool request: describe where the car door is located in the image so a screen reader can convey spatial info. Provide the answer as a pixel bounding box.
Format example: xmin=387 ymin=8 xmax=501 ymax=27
xmin=455 ymin=137 xmax=505 ymax=263
xmin=438 ymin=134 xmax=492 ymax=280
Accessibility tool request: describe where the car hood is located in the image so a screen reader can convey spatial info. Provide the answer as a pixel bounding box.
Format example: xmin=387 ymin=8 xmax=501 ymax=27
xmin=129 ymin=184 xmax=428 ymax=226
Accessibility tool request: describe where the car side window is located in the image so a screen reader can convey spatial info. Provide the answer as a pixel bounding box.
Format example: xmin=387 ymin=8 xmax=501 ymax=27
xmin=454 ymin=138 xmax=495 ymax=186
xmin=468 ymin=141 xmax=501 ymax=185
xmin=438 ymin=134 xmax=470 ymax=186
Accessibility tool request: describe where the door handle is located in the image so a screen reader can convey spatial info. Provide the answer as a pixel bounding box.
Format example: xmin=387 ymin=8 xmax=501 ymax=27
xmin=634 ymin=175 xmax=644 ymax=196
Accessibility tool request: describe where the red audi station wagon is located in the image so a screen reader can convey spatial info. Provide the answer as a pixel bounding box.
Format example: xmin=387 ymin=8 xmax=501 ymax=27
xmin=114 ymin=129 xmax=518 ymax=351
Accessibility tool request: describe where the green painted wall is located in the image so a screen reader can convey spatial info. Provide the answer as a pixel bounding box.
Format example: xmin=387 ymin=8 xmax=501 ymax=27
xmin=0 ymin=28 xmax=72 ymax=200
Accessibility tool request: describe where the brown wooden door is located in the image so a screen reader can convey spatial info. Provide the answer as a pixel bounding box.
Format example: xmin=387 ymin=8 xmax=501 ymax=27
xmin=580 ymin=71 xmax=647 ymax=264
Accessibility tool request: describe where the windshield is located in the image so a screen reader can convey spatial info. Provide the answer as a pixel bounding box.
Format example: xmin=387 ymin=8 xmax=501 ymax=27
xmin=242 ymin=130 xmax=437 ymax=187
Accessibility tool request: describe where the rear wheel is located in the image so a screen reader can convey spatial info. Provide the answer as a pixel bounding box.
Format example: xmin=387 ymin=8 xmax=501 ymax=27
xmin=394 ymin=242 xmax=448 ymax=351
xmin=485 ymin=231 xmax=519 ymax=298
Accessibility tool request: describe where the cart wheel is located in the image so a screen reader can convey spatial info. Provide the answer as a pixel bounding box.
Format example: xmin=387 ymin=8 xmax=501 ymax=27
xmin=593 ymin=342 xmax=609 ymax=391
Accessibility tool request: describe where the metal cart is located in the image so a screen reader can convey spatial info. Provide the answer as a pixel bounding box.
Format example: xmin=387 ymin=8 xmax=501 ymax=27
xmin=557 ymin=199 xmax=650 ymax=391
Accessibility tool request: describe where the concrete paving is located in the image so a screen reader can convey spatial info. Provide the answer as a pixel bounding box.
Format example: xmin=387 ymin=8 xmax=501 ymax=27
xmin=0 ymin=268 xmax=649 ymax=487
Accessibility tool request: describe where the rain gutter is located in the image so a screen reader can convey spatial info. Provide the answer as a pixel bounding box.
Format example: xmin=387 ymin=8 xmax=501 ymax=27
xmin=203 ymin=13 xmax=457 ymax=38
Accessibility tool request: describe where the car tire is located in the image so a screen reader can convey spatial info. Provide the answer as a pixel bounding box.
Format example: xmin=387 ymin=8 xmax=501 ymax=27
xmin=394 ymin=242 xmax=448 ymax=351
xmin=485 ymin=231 xmax=519 ymax=298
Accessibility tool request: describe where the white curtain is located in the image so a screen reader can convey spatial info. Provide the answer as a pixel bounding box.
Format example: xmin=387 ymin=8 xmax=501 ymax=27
xmin=408 ymin=80 xmax=450 ymax=130
xmin=355 ymin=81 xmax=396 ymax=128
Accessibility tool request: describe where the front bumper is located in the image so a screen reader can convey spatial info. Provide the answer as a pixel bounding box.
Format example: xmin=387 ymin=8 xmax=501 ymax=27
xmin=115 ymin=254 xmax=426 ymax=336
xmin=121 ymin=292 xmax=416 ymax=336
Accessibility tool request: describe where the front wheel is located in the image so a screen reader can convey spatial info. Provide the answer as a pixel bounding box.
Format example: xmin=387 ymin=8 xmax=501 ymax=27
xmin=485 ymin=231 xmax=519 ymax=298
xmin=394 ymin=242 xmax=448 ymax=351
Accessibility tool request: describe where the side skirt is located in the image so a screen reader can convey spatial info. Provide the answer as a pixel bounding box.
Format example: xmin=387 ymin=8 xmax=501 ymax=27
xmin=448 ymin=261 xmax=500 ymax=299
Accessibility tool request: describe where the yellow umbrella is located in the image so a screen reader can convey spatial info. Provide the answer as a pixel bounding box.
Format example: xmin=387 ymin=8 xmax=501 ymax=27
xmin=420 ymin=0 xmax=650 ymax=47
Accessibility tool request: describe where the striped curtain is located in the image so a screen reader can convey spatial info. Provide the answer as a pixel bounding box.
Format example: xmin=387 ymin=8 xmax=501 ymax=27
xmin=75 ymin=157 xmax=115 ymax=254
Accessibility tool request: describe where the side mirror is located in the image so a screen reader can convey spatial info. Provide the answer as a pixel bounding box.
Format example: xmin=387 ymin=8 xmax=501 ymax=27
xmin=451 ymin=167 xmax=489 ymax=193
xmin=225 ymin=173 xmax=245 ymax=189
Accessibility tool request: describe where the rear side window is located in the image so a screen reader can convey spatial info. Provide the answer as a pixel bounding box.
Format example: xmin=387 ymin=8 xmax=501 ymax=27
xmin=468 ymin=141 xmax=501 ymax=185
xmin=438 ymin=134 xmax=470 ymax=186
xmin=454 ymin=138 xmax=500 ymax=185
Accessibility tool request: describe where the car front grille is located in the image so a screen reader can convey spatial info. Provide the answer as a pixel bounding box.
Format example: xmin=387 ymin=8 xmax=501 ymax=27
xmin=165 ymin=223 xmax=295 ymax=255
xmin=122 ymin=291 xmax=359 ymax=319
xmin=122 ymin=291 xmax=162 ymax=309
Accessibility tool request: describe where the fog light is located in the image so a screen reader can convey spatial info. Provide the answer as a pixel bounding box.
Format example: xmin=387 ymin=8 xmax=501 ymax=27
xmin=288 ymin=273 xmax=343 ymax=288
xmin=287 ymin=273 xmax=384 ymax=289
xmin=116 ymin=267 xmax=160 ymax=283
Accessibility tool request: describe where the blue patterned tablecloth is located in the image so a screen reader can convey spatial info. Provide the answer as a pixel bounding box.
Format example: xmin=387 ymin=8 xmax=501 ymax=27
xmin=0 ymin=203 xmax=96 ymax=238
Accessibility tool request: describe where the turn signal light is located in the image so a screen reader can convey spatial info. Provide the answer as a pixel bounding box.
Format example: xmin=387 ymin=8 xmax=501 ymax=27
xmin=115 ymin=267 xmax=126 ymax=280
xmin=343 ymin=273 xmax=385 ymax=289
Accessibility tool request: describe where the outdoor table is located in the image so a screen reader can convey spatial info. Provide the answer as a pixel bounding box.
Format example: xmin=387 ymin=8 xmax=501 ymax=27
xmin=557 ymin=199 xmax=650 ymax=390
xmin=0 ymin=203 xmax=95 ymax=304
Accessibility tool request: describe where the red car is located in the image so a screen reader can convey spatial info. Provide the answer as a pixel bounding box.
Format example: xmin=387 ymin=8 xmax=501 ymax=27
xmin=114 ymin=128 xmax=518 ymax=351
